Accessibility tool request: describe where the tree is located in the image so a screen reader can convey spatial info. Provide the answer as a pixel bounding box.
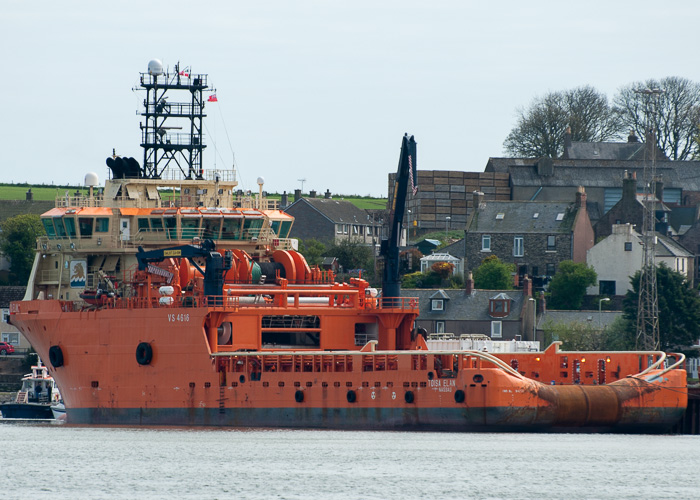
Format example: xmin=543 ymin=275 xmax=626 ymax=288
xmin=614 ymin=77 xmax=700 ymax=161
xmin=473 ymin=255 xmax=514 ymax=290
xmin=504 ymin=86 xmax=622 ymax=158
xmin=0 ymin=214 xmax=45 ymax=285
xmin=547 ymin=261 xmax=597 ymax=310
xmin=622 ymin=263 xmax=700 ymax=351
xmin=542 ymin=316 xmax=630 ymax=351
xmin=297 ymin=238 xmax=326 ymax=266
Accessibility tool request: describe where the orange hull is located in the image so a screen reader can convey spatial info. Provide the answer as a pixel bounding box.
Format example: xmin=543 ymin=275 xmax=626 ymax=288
xmin=10 ymin=299 xmax=687 ymax=432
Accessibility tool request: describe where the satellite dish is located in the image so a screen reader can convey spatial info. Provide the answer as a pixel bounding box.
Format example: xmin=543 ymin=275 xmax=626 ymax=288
xmin=84 ymin=172 xmax=99 ymax=187
xmin=148 ymin=59 xmax=164 ymax=76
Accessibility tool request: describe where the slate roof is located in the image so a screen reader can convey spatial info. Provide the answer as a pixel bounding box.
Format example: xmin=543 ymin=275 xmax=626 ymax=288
xmin=538 ymin=310 xmax=622 ymax=330
xmin=402 ymin=288 xmax=525 ymax=322
xmin=285 ymin=198 xmax=370 ymax=224
xmin=0 ymin=286 xmax=27 ymax=307
xmin=485 ymin=158 xmax=700 ymax=192
xmin=469 ymin=200 xmax=577 ymax=233
xmin=442 ymin=238 xmax=465 ymax=257
xmin=0 ymin=200 xmax=55 ymax=224
xmin=564 ymin=141 xmax=649 ymax=161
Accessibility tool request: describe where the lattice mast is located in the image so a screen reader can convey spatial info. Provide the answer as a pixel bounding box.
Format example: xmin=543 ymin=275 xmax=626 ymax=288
xmin=635 ymin=88 xmax=663 ymax=350
xmin=140 ymin=61 xmax=209 ymax=179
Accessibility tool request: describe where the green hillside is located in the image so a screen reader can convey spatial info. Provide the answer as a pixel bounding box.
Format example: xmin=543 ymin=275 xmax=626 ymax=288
xmin=0 ymin=183 xmax=387 ymax=208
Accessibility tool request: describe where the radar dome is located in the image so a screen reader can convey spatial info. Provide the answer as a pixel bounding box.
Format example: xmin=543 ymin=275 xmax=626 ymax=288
xmin=257 ymin=176 xmax=265 ymax=186
xmin=84 ymin=172 xmax=99 ymax=187
xmin=148 ymin=59 xmax=164 ymax=76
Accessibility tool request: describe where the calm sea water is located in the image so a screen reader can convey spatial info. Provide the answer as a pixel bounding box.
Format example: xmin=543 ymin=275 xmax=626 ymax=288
xmin=0 ymin=422 xmax=698 ymax=500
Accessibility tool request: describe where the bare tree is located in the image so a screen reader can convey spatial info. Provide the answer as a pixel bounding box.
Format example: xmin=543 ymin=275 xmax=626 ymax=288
xmin=504 ymin=86 xmax=622 ymax=158
xmin=614 ymin=76 xmax=700 ymax=160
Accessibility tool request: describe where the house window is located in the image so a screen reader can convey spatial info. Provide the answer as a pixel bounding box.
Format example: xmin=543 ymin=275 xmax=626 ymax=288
xmin=481 ymin=235 xmax=491 ymax=251
xmin=366 ymin=226 xmax=372 ymax=236
xmin=491 ymin=321 xmax=502 ymax=338
xmin=599 ymin=280 xmax=616 ymax=296
xmin=2 ymin=308 xmax=9 ymax=323
xmin=435 ymin=321 xmax=445 ymax=334
xmin=624 ymin=242 xmax=632 ymax=251
xmin=336 ymin=224 xmax=342 ymax=234
xmin=1 ymin=332 xmax=19 ymax=345
xmin=352 ymin=225 xmax=359 ymax=235
xmin=547 ymin=235 xmax=556 ymax=250
xmin=546 ymin=263 xmax=555 ymax=276
xmin=343 ymin=224 xmax=348 ymax=234
xmin=513 ymin=236 xmax=524 ymax=257
xmin=431 ymin=299 xmax=444 ymax=311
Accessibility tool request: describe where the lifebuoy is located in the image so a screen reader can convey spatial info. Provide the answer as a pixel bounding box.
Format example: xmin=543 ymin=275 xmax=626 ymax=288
xmin=404 ymin=390 xmax=414 ymax=404
xmin=136 ymin=342 xmax=153 ymax=365
xmin=346 ymin=390 xmax=357 ymax=403
xmin=49 ymin=345 xmax=64 ymax=368
xmin=409 ymin=299 xmax=418 ymax=308
xmin=295 ymin=390 xmax=304 ymax=403
xmin=454 ymin=390 xmax=465 ymax=403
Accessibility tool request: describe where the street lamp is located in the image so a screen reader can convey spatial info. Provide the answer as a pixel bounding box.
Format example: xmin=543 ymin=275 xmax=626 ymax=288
xmin=599 ymin=298 xmax=611 ymax=329
xmin=528 ymin=297 xmax=536 ymax=342
xmin=445 ymin=216 xmax=451 ymax=240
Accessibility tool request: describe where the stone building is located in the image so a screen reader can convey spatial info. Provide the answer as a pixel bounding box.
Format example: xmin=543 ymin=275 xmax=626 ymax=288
xmin=465 ymin=188 xmax=594 ymax=288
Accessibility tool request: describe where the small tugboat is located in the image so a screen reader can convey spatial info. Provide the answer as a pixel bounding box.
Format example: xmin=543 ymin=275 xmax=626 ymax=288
xmin=0 ymin=359 xmax=61 ymax=419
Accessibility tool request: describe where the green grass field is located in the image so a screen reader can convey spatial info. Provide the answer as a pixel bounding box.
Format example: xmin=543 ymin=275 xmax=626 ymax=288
xmin=0 ymin=183 xmax=387 ymax=208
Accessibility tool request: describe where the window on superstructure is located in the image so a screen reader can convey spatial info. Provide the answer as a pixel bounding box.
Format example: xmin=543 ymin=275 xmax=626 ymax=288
xmin=221 ymin=218 xmax=242 ymax=240
xmin=150 ymin=218 xmax=164 ymax=232
xmin=164 ymin=217 xmax=177 ymax=239
xmin=78 ymin=218 xmax=94 ymax=238
xmin=63 ymin=217 xmax=77 ymax=238
xmin=202 ymin=217 xmax=222 ymax=239
xmin=41 ymin=218 xmax=56 ymax=239
xmin=181 ymin=218 xmax=201 ymax=239
xmin=137 ymin=218 xmax=150 ymax=233
xmin=279 ymin=220 xmax=293 ymax=238
xmin=53 ymin=218 xmax=67 ymax=238
xmin=95 ymin=218 xmax=109 ymax=233
xmin=243 ymin=218 xmax=263 ymax=239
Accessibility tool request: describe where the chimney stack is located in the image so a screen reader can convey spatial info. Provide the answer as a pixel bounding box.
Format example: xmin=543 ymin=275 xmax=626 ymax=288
xmin=281 ymin=191 xmax=288 ymax=207
xmin=294 ymin=189 xmax=301 ymax=202
xmin=575 ymin=186 xmax=587 ymax=209
xmin=628 ymin=129 xmax=639 ymax=143
xmin=522 ymin=276 xmax=532 ymax=297
xmin=465 ymin=272 xmax=474 ymax=295
xmin=324 ymin=189 xmax=332 ymax=199
xmin=622 ymin=170 xmax=637 ymax=203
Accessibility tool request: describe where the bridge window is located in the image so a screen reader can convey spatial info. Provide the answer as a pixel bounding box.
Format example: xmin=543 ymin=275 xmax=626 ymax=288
xmin=79 ymin=217 xmax=94 ymax=238
xmin=95 ymin=218 xmax=109 ymax=233
xmin=42 ymin=218 xmax=56 ymax=239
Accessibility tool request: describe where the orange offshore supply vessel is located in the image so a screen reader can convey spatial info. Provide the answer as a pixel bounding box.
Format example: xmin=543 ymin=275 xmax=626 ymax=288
xmin=9 ymin=61 xmax=688 ymax=432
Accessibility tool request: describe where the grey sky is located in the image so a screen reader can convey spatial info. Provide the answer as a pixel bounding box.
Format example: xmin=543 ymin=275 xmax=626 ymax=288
xmin=2 ymin=1 xmax=699 ymax=197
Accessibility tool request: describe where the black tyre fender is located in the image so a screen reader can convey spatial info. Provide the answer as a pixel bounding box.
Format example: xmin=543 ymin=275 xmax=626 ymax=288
xmin=294 ymin=390 xmax=304 ymax=403
xmin=49 ymin=345 xmax=64 ymax=368
xmin=136 ymin=342 xmax=153 ymax=365
xmin=454 ymin=389 xmax=465 ymax=403
xmin=404 ymin=390 xmax=415 ymax=404
xmin=346 ymin=390 xmax=357 ymax=403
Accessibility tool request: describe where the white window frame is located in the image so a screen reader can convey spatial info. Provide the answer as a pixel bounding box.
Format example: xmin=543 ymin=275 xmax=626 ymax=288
xmin=547 ymin=235 xmax=556 ymax=250
xmin=431 ymin=299 xmax=444 ymax=311
xmin=481 ymin=234 xmax=491 ymax=252
xmin=491 ymin=321 xmax=502 ymax=338
xmin=336 ymin=224 xmax=342 ymax=234
xmin=513 ymin=236 xmax=524 ymax=257
xmin=343 ymin=224 xmax=348 ymax=234
xmin=435 ymin=321 xmax=445 ymax=334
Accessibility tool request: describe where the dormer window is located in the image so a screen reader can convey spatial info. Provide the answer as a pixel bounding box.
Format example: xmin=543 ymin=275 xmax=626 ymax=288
xmin=431 ymin=299 xmax=444 ymax=311
xmin=488 ymin=293 xmax=512 ymax=318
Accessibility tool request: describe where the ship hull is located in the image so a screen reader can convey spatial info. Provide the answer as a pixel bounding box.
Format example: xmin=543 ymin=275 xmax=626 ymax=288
xmin=65 ymin=406 xmax=683 ymax=433
xmin=9 ymin=300 xmax=687 ymax=433
xmin=1 ymin=402 xmax=55 ymax=420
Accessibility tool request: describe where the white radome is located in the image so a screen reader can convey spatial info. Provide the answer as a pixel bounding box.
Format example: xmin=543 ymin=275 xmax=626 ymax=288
xmin=148 ymin=59 xmax=164 ymax=76
xmin=84 ymin=172 xmax=99 ymax=187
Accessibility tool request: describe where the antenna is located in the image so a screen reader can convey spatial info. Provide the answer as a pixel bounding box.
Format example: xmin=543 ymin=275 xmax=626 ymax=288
xmin=298 ymin=178 xmax=306 ymax=192
xmin=634 ymin=87 xmax=664 ymax=351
